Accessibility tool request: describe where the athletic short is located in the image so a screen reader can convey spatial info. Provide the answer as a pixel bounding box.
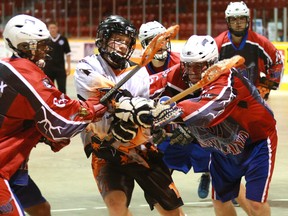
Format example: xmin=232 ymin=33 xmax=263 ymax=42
xmin=0 ymin=178 xmax=25 ymax=215
xmin=210 ymin=134 xmax=277 ymax=202
xmin=158 ymin=139 xmax=211 ymax=174
xmin=10 ymin=175 xmax=47 ymax=209
xmin=92 ymin=151 xmax=184 ymax=211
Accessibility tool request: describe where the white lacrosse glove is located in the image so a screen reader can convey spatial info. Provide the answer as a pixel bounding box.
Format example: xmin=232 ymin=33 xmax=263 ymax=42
xmin=115 ymin=96 xmax=182 ymax=129
xmin=110 ymin=119 xmax=138 ymax=143
xmin=115 ymin=97 xmax=155 ymax=128
xmin=152 ymin=96 xmax=182 ymax=128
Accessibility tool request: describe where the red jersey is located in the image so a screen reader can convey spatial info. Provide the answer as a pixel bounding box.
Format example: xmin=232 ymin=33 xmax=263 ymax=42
xmin=149 ymin=63 xmax=195 ymax=100
xmin=145 ymin=52 xmax=180 ymax=75
xmin=177 ymin=68 xmax=277 ymax=162
xmin=214 ymin=30 xmax=283 ymax=87
xmin=0 ymin=58 xmax=94 ymax=180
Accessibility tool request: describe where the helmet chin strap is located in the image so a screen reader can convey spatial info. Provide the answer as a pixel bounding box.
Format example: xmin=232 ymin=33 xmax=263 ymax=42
xmin=229 ymin=27 xmax=248 ymax=37
xmin=105 ymin=51 xmax=127 ymax=70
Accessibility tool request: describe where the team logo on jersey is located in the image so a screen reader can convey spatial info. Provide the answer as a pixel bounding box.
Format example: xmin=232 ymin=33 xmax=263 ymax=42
xmin=59 ymin=39 xmax=64 ymax=46
xmin=0 ymin=80 xmax=8 ymax=98
xmin=42 ymin=78 xmax=53 ymax=88
xmin=53 ymin=97 xmax=68 ymax=108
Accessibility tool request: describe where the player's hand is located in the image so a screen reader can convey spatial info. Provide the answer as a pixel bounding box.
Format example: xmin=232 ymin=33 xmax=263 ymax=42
xmin=170 ymin=124 xmax=195 ymax=145
xmin=115 ymin=97 xmax=155 ymax=128
xmin=39 ymin=137 xmax=70 ymax=152
xmin=151 ymin=128 xmax=167 ymax=145
xmin=85 ymin=97 xmax=107 ymax=121
xmin=257 ymin=86 xmax=270 ymax=100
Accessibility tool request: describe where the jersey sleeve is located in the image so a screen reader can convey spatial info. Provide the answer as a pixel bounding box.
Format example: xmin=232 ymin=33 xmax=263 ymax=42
xmin=258 ymin=34 xmax=284 ymax=87
xmin=0 ymin=59 xmax=96 ymax=141
xmin=177 ymin=70 xmax=236 ymax=127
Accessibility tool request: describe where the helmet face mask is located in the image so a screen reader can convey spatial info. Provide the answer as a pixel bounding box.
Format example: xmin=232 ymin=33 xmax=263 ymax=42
xmin=180 ymin=35 xmax=218 ymax=86
xmin=225 ymin=1 xmax=250 ymax=37
xmin=95 ymin=15 xmax=137 ymax=70
xmin=139 ymin=21 xmax=170 ymax=61
xmin=3 ymin=14 xmax=51 ymax=67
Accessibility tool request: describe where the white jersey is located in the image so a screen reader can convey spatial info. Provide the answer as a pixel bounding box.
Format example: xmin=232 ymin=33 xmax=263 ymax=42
xmin=75 ymin=54 xmax=150 ymax=144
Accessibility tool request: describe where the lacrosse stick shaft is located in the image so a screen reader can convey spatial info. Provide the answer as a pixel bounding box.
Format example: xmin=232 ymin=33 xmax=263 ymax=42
xmin=100 ymin=65 xmax=141 ymax=104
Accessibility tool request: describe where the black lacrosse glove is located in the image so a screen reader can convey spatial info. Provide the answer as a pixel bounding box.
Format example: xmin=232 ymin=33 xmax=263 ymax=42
xmin=99 ymin=87 xmax=133 ymax=106
xmin=170 ymin=124 xmax=195 ymax=145
xmin=110 ymin=118 xmax=138 ymax=143
xmin=151 ymin=128 xmax=167 ymax=145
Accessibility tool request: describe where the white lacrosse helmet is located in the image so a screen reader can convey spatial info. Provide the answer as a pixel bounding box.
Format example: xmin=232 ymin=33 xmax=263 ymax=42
xmin=181 ymin=35 xmax=218 ymax=86
xmin=139 ymin=21 xmax=170 ymax=61
xmin=139 ymin=21 xmax=166 ymax=48
xmin=180 ymin=35 xmax=218 ymax=63
xmin=225 ymin=1 xmax=250 ymax=18
xmin=3 ymin=14 xmax=51 ymax=67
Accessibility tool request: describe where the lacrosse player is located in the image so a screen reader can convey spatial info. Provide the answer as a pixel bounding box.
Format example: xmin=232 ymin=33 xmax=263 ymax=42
xmin=139 ymin=21 xmax=212 ymax=200
xmin=75 ymin=15 xmax=185 ymax=216
xmin=0 ymin=14 xmax=107 ymax=216
xmin=215 ymin=1 xmax=283 ymax=100
xmin=115 ymin=34 xmax=278 ymax=216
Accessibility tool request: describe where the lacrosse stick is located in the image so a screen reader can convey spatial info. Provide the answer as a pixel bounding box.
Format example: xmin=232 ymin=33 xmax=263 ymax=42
xmin=100 ymin=25 xmax=179 ymax=104
xmin=164 ymin=55 xmax=245 ymax=105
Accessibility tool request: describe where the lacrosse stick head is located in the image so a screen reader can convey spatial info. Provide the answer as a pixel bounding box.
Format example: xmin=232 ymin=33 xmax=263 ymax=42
xmin=139 ymin=32 xmax=167 ymax=66
xmin=152 ymin=97 xmax=183 ymax=128
xmin=201 ymin=55 xmax=245 ymax=85
xmin=139 ymin=24 xmax=179 ymax=62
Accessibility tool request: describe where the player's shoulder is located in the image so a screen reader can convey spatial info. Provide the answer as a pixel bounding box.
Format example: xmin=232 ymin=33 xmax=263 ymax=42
xmin=214 ymin=31 xmax=229 ymax=41
xmin=247 ymin=30 xmax=270 ymax=42
xmin=76 ymin=54 xmax=101 ymax=72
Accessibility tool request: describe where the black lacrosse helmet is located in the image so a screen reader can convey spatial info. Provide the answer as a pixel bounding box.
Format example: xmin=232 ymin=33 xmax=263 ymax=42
xmin=95 ymin=15 xmax=137 ymax=69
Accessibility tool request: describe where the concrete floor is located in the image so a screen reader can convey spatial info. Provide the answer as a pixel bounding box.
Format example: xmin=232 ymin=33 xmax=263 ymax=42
xmin=27 ymin=76 xmax=288 ymax=216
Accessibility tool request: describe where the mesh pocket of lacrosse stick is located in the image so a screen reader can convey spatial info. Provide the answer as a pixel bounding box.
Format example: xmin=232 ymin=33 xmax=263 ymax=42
xmin=152 ymin=96 xmax=183 ymax=128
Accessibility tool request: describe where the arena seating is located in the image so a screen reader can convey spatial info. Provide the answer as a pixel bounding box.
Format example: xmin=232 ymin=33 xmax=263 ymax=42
xmin=0 ymin=0 xmax=287 ymax=39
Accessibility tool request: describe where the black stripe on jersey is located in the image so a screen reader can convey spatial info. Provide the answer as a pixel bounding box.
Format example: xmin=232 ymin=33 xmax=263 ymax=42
xmin=0 ymin=62 xmax=42 ymax=111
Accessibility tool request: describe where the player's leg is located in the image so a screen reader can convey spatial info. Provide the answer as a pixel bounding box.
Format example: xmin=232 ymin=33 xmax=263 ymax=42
xmin=209 ymin=152 xmax=245 ymax=216
xmin=133 ymin=149 xmax=184 ymax=215
xmin=103 ymin=191 xmax=133 ymax=216
xmin=24 ymin=202 xmax=51 ymax=216
xmin=233 ymin=183 xmax=251 ymax=214
xmin=245 ymin=135 xmax=277 ymax=216
xmin=92 ymin=155 xmax=133 ymax=216
xmin=212 ymin=199 xmax=237 ymax=216
xmin=11 ymin=175 xmax=51 ymax=216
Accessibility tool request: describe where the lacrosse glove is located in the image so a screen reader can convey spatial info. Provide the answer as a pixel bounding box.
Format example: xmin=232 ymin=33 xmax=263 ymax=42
xmin=114 ymin=96 xmax=182 ymax=129
xmin=114 ymin=97 xmax=155 ymax=128
xmin=170 ymin=124 xmax=195 ymax=145
xmin=110 ymin=118 xmax=138 ymax=143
